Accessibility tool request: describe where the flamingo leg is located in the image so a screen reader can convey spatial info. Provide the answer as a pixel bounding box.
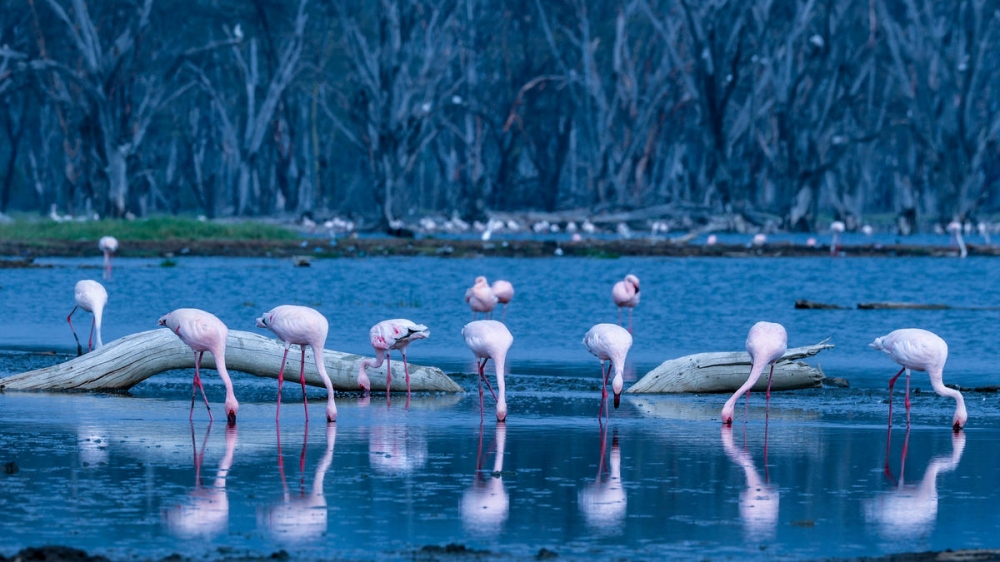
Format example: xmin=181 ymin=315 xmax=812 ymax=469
xmin=276 ymin=346 xmax=291 ymax=422
xmin=628 ymin=308 xmax=634 ymax=334
xmin=501 ymin=304 xmax=508 ymax=322
xmin=887 ymin=367 xmax=906 ymax=428
xmin=743 ymin=390 xmax=751 ymax=424
xmin=299 ymin=345 xmax=309 ymax=423
xmin=67 ymin=306 xmax=83 ymax=356
xmin=88 ymin=317 xmax=96 ymax=352
xmin=765 ymin=362 xmax=776 ymax=423
xmin=401 ymin=349 xmax=412 ymax=395
xmin=480 ymin=358 xmax=498 ymax=402
xmin=599 ymin=360 xmax=609 ymax=418
xmin=477 ymin=360 xmax=486 ymax=422
xmin=618 ymin=307 xmax=623 ymax=327
xmin=386 ymin=354 xmax=392 ymax=401
xmin=192 ymin=351 xmax=213 ymax=421
xmin=904 ymin=370 xmax=911 ymax=426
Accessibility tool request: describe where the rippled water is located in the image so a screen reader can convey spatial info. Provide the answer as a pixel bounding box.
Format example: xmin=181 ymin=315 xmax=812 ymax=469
xmin=2 ymin=254 xmax=1000 ymax=560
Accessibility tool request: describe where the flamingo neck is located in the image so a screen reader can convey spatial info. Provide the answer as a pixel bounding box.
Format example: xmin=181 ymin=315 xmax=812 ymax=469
xmin=723 ymin=361 xmax=766 ymax=414
xmin=928 ymin=371 xmax=966 ymax=425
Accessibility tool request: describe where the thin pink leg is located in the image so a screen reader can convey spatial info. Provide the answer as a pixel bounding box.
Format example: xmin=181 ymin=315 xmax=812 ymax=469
xmin=618 ymin=307 xmax=623 ymax=327
xmin=628 ymin=308 xmax=633 ymax=334
xmin=599 ymin=360 xmax=609 ymax=418
xmin=743 ymin=390 xmax=751 ymax=424
xmin=904 ymin=371 xmax=911 ymax=426
xmin=88 ymin=317 xmax=95 ymax=351
xmin=192 ymin=351 xmax=213 ymax=421
xmin=386 ymin=354 xmax=393 ymax=400
xmin=299 ymin=345 xmax=309 ymax=423
xmin=477 ymin=361 xmax=485 ymax=422
xmin=479 ymin=358 xmax=498 ymax=401
xmin=887 ymin=367 xmax=905 ymax=428
xmin=401 ymin=349 xmax=412 ymax=395
xmin=276 ymin=347 xmax=291 ymax=422
xmin=67 ymin=306 xmax=82 ymax=356
xmin=765 ymin=362 xmax=775 ymax=422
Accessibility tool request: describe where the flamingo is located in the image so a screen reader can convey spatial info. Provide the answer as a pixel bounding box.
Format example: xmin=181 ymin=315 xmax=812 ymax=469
xmin=358 ymin=319 xmax=430 ymax=398
xmin=611 ymin=274 xmax=640 ymax=333
xmin=578 ymin=426 xmax=627 ymax=533
xmin=583 ymin=323 xmax=632 ymax=414
xmin=162 ymin=423 xmax=238 ymax=540
xmin=461 ymin=423 xmax=509 ymax=534
xmin=491 ymin=280 xmax=515 ymax=321
xmin=830 ymin=220 xmax=845 ymax=256
xmin=465 ymin=276 xmax=497 ymax=319
xmin=98 ymin=236 xmax=118 ymax=280
xmin=721 ymin=321 xmax=788 ymax=425
xmin=255 ymin=305 xmax=338 ymax=423
xmin=947 ymin=221 xmax=967 ymax=258
xmin=869 ymin=328 xmax=966 ymax=432
xmin=462 ymin=320 xmax=513 ymax=422
xmin=68 ymin=280 xmax=107 ymax=356
xmin=158 ymin=308 xmax=239 ymax=424
xmin=721 ymin=425 xmax=779 ymax=540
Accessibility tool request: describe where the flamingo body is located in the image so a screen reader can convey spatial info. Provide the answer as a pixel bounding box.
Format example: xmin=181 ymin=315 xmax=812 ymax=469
xmin=491 ymin=279 xmax=515 ymax=320
xmin=465 ymin=276 xmax=498 ymax=319
xmin=68 ymin=280 xmax=107 ymax=354
xmin=358 ymin=318 xmax=430 ymax=396
xmin=721 ymin=321 xmax=788 ymax=425
xmin=583 ymin=323 xmax=632 ymax=410
xmin=611 ymin=274 xmax=640 ymax=332
xmin=463 ymin=320 xmax=513 ymax=421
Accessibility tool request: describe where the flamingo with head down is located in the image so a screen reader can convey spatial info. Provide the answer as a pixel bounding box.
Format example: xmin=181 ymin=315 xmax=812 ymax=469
xmin=358 ymin=319 xmax=430 ymax=399
xmin=721 ymin=322 xmax=788 ymax=425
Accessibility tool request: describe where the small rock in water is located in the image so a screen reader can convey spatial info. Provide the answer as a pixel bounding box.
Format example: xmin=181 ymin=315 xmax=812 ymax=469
xmin=3 ymin=461 xmax=18 ymax=474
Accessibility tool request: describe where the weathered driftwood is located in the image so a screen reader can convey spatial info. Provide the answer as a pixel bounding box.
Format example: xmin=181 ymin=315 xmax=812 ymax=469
xmin=794 ymin=299 xmax=847 ymax=309
xmin=626 ymin=340 xmax=833 ymax=394
xmin=857 ymin=302 xmax=950 ymax=310
xmin=0 ymin=329 xmax=463 ymax=393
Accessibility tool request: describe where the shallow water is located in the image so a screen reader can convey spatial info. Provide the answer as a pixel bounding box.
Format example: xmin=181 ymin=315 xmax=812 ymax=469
xmin=2 ymin=255 xmax=1000 ymax=560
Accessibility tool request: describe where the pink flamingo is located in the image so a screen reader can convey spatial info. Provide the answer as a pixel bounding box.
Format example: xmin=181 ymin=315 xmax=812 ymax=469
xmin=358 ymin=319 xmax=430 ymax=398
xmin=491 ymin=280 xmax=515 ymax=321
xmin=869 ymin=328 xmax=966 ymax=432
xmin=255 ymin=305 xmax=338 ymax=423
xmin=611 ymin=274 xmax=640 ymax=332
xmin=830 ymin=221 xmax=845 ymax=256
xmin=465 ymin=276 xmax=498 ymax=319
xmin=162 ymin=423 xmax=238 ymax=540
xmin=98 ymin=236 xmax=118 ymax=280
xmin=158 ymin=308 xmax=239 ymax=424
xmin=68 ymin=280 xmax=107 ymax=356
xmin=578 ymin=426 xmax=627 ymax=532
xmin=461 ymin=423 xmax=509 ymax=533
xmin=721 ymin=321 xmax=788 ymax=425
xmin=583 ymin=323 xmax=632 ymax=413
xmin=462 ymin=320 xmax=513 ymax=422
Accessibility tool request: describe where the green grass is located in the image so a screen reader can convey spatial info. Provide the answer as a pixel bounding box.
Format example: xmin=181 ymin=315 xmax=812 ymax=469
xmin=0 ymin=216 xmax=300 ymax=241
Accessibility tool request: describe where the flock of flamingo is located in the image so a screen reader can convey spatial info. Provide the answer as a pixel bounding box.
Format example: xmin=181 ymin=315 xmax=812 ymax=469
xmin=67 ymin=235 xmax=967 ymax=432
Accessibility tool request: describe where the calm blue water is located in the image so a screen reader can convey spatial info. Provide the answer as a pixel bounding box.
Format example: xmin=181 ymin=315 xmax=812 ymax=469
xmin=2 ymin=254 xmax=1000 ymax=560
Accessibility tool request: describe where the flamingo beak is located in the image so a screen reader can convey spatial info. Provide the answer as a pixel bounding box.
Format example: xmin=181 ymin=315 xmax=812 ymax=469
xmin=953 ymin=422 xmax=963 ymax=433
xmin=227 ymin=410 xmax=237 ymax=426
xmin=613 ymin=392 xmax=621 ymax=409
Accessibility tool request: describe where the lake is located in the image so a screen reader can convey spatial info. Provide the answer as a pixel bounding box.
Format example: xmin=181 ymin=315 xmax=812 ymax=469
xmin=2 ymin=254 xmax=1000 ymax=560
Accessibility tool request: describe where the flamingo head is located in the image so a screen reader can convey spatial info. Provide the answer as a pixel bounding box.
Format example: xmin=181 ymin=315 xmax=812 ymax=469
xmin=720 ymin=404 xmax=735 ymax=425
xmin=225 ymin=398 xmax=239 ymax=426
xmin=612 ymin=373 xmax=624 ymax=409
xmin=954 ymin=404 xmax=968 ymax=433
xmin=357 ymin=362 xmax=372 ymax=391
xmin=496 ymin=401 xmax=507 ymax=422
xmin=326 ymin=404 xmax=337 ymax=423
xmin=255 ymin=314 xmax=270 ymax=329
xmin=625 ymin=274 xmax=640 ymax=292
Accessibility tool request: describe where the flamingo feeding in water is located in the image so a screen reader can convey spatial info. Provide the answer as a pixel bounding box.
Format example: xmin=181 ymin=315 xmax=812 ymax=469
xmin=721 ymin=321 xmax=788 ymax=425
xmin=256 ymin=305 xmax=338 ymax=423
xmin=611 ymin=274 xmax=640 ymax=333
xmin=68 ymin=280 xmax=107 ymax=356
xmin=583 ymin=323 xmax=632 ymax=414
xmin=358 ymin=319 xmax=430 ymax=399
xmin=158 ymin=308 xmax=239 ymax=424
xmin=490 ymin=280 xmax=514 ymax=321
xmin=869 ymin=328 xmax=966 ymax=432
xmin=98 ymin=236 xmax=118 ymax=280
xmin=465 ymin=276 xmax=498 ymax=319
xmin=830 ymin=221 xmax=845 ymax=256
xmin=462 ymin=320 xmax=513 ymax=422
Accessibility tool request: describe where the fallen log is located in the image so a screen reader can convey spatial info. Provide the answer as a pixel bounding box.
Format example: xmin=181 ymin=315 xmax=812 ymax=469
xmin=0 ymin=329 xmax=463 ymax=393
xmin=795 ymin=299 xmax=847 ymax=309
xmin=857 ymin=302 xmax=950 ymax=310
xmin=626 ymin=340 xmax=833 ymax=394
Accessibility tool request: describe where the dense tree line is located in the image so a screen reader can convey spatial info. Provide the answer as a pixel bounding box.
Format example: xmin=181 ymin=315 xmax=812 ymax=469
xmin=1 ymin=0 xmax=998 ymax=232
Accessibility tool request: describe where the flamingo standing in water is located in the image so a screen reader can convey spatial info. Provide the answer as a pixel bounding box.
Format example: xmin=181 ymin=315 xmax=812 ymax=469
xmin=947 ymin=221 xmax=967 ymax=258
xmin=159 ymin=308 xmax=239 ymax=424
xmin=358 ymin=319 xmax=430 ymax=398
xmin=583 ymin=323 xmax=632 ymax=414
xmin=68 ymin=280 xmax=107 ymax=356
xmin=462 ymin=320 xmax=513 ymax=422
xmin=869 ymin=328 xmax=966 ymax=432
xmin=721 ymin=321 xmax=788 ymax=425
xmin=491 ymin=280 xmax=515 ymax=321
xmin=98 ymin=236 xmax=118 ymax=280
xmin=611 ymin=274 xmax=640 ymax=333
xmin=256 ymin=305 xmax=338 ymax=423
xmin=465 ymin=276 xmax=497 ymax=319
xmin=830 ymin=221 xmax=845 ymax=256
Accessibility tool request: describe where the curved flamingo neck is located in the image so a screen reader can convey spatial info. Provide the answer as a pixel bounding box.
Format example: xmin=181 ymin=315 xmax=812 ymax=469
xmin=928 ymin=370 xmax=966 ymax=424
xmin=724 ymin=361 xmax=766 ymax=414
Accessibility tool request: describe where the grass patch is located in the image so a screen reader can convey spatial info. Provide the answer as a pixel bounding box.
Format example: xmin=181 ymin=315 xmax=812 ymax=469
xmin=0 ymin=216 xmax=301 ymax=241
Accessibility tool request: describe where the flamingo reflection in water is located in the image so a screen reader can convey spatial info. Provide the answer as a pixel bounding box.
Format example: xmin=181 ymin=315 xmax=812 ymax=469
xmin=578 ymin=426 xmax=627 ymax=535
xmin=864 ymin=428 xmax=966 ymax=541
xmin=461 ymin=423 xmax=509 ymax=535
xmin=720 ymin=424 xmax=779 ymax=541
xmin=257 ymin=423 xmax=336 ymax=542
xmin=369 ymin=423 xmax=427 ymax=476
xmin=162 ymin=423 xmax=238 ymax=540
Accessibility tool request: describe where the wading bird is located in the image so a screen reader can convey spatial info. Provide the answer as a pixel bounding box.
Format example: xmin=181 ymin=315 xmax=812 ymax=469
xmin=99 ymin=236 xmax=118 ymax=280
xmin=611 ymin=274 xmax=640 ymax=333
xmin=583 ymin=323 xmax=632 ymax=415
xmin=830 ymin=221 xmax=845 ymax=256
xmin=358 ymin=319 xmax=430 ymax=398
xmin=465 ymin=276 xmax=497 ymax=319
xmin=463 ymin=320 xmax=513 ymax=422
xmin=491 ymin=280 xmax=514 ymax=321
xmin=68 ymin=280 xmax=107 ymax=355
xmin=721 ymin=322 xmax=788 ymax=425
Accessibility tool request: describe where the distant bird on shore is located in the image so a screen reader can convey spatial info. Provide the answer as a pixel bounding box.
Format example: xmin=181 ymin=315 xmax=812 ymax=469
xmin=358 ymin=318 xmax=430 ymax=398
xmin=583 ymin=323 xmax=633 ymax=414
xmin=463 ymin=320 xmax=513 ymax=422
xmin=256 ymin=305 xmax=338 ymax=423
xmin=947 ymin=221 xmax=967 ymax=258
xmin=158 ymin=308 xmax=239 ymax=424
xmin=99 ymin=236 xmax=118 ymax=280
xmin=830 ymin=221 xmax=845 ymax=256
xmin=68 ymin=280 xmax=107 ymax=356
xmin=721 ymin=322 xmax=788 ymax=425
xmin=611 ymin=274 xmax=640 ymax=333
xmin=465 ymin=276 xmax=498 ymax=320
xmin=869 ymin=328 xmax=966 ymax=432
xmin=491 ymin=280 xmax=514 ymax=321
xmin=752 ymin=233 xmax=767 ymax=246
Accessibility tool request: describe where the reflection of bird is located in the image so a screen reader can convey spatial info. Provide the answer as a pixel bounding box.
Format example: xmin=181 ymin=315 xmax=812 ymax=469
xmin=465 ymin=276 xmax=497 ymax=319
xmin=98 ymin=236 xmax=118 ymax=280
xmin=461 ymin=423 xmax=509 ymax=534
xmin=721 ymin=322 xmax=788 ymax=425
xmin=578 ymin=427 xmax=627 ymax=534
xmin=368 ymin=424 xmax=427 ymax=475
xmin=947 ymin=221 xmax=967 ymax=258
xmin=611 ymin=274 xmax=640 ymax=333
xmin=720 ymin=425 xmax=779 ymax=540
xmin=256 ymin=305 xmax=338 ymax=423
xmin=159 ymin=309 xmax=239 ymax=424
xmin=491 ymin=280 xmax=514 ymax=321
xmin=830 ymin=221 xmax=845 ymax=256
xmin=163 ymin=423 xmax=238 ymax=540
xmin=583 ymin=323 xmax=632 ymax=412
xmin=358 ymin=319 xmax=429 ymax=398
xmin=864 ymin=430 xmax=966 ymax=541
xmin=869 ymin=328 xmax=967 ymax=432
xmin=68 ymin=280 xmax=107 ymax=356
xmin=258 ymin=423 xmax=336 ymax=542
xmin=463 ymin=320 xmax=513 ymax=422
